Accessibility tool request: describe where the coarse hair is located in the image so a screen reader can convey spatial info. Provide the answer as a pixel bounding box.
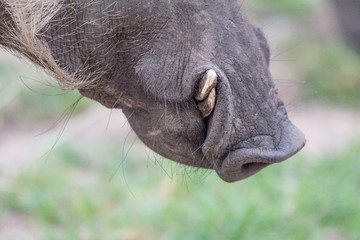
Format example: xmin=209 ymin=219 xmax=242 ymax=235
xmin=0 ymin=0 xmax=94 ymax=90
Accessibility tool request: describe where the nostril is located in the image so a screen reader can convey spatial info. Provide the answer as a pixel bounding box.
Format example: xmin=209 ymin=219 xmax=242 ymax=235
xmin=217 ymin=161 xmax=272 ymax=183
xmin=214 ymin=121 xmax=306 ymax=182
xmin=242 ymin=162 xmax=270 ymax=172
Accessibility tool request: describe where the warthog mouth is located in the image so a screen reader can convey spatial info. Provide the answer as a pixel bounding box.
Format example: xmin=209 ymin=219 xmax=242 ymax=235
xmin=214 ymin=120 xmax=306 ymax=182
xmin=197 ymin=69 xmax=306 ymax=182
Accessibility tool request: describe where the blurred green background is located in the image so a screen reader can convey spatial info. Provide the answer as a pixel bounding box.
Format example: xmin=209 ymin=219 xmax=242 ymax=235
xmin=1 ymin=0 xmax=360 ymax=239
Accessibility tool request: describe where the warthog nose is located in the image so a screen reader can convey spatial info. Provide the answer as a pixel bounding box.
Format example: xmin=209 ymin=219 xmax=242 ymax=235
xmin=241 ymin=162 xmax=270 ymax=172
xmin=216 ymin=120 xmax=306 ymax=182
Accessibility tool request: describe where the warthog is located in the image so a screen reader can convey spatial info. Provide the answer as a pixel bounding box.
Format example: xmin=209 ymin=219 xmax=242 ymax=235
xmin=0 ymin=0 xmax=305 ymax=182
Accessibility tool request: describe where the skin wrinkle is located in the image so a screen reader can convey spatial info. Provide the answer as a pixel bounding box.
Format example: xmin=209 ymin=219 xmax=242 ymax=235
xmin=0 ymin=0 xmax=305 ymax=182
xmin=224 ymin=28 xmax=280 ymax=147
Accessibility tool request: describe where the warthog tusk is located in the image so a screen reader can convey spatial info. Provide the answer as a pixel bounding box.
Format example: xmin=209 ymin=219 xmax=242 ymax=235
xmin=198 ymin=88 xmax=216 ymax=118
xmin=195 ymin=69 xmax=217 ymax=101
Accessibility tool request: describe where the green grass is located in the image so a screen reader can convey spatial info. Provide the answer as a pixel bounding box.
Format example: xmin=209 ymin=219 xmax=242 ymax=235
xmin=0 ymin=56 xmax=89 ymax=125
xmin=251 ymin=0 xmax=314 ymax=16
xmin=1 ymin=141 xmax=360 ymax=240
xmin=297 ymin=41 xmax=360 ymax=107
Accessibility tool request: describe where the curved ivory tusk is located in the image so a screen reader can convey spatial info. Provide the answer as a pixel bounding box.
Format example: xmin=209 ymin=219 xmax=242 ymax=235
xmin=198 ymin=88 xmax=216 ymax=118
xmin=195 ymin=69 xmax=217 ymax=101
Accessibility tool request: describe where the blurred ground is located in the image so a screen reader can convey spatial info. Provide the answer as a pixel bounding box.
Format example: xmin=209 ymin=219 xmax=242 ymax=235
xmin=0 ymin=0 xmax=360 ymax=239
xmin=292 ymin=104 xmax=360 ymax=156
xmin=1 ymin=100 xmax=360 ymax=174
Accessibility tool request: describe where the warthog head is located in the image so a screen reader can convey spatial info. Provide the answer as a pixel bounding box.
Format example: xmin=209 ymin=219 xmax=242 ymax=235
xmin=0 ymin=0 xmax=305 ymax=182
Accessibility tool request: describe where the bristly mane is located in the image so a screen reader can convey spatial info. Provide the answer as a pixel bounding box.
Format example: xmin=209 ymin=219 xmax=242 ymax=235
xmin=0 ymin=0 xmax=95 ymax=90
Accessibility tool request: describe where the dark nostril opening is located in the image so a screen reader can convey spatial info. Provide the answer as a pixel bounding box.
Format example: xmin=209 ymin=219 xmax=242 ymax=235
xmin=242 ymin=162 xmax=270 ymax=172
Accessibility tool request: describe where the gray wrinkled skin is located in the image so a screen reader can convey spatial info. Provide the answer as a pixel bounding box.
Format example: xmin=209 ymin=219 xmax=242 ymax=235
xmin=0 ymin=0 xmax=305 ymax=182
